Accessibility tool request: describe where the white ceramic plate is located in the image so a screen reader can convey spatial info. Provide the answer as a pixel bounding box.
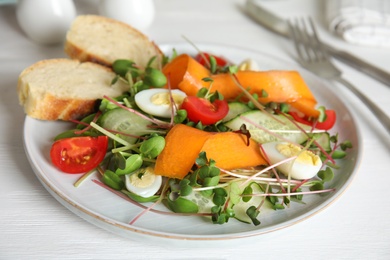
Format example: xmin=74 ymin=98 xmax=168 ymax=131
xmin=23 ymin=43 xmax=362 ymax=247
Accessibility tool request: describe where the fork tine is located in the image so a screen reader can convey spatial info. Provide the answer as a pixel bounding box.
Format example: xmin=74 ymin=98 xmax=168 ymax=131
xmin=288 ymin=18 xmax=316 ymax=63
xmin=288 ymin=19 xmax=306 ymax=62
xmin=301 ymin=18 xmax=318 ymax=61
xmin=289 ymin=17 xmax=390 ymax=132
xmin=289 ymin=17 xmax=328 ymax=63
xmin=307 ymin=17 xmax=328 ymax=60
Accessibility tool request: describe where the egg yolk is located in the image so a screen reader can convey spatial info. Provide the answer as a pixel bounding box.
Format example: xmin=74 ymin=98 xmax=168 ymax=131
xmin=151 ymin=92 xmax=185 ymax=106
xmin=129 ymin=167 xmax=156 ymax=188
xmin=276 ymin=143 xmax=321 ymax=166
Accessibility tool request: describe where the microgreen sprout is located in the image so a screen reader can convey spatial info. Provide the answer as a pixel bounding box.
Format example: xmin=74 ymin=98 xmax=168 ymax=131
xmin=317 ymin=106 xmax=327 ymax=123
xmin=102 ymin=170 xmax=125 ymax=190
xmin=51 ymin=47 xmax=353 ymax=228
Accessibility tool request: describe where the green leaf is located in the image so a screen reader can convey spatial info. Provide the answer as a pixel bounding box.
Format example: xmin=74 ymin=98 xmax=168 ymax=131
xmin=76 ymin=113 xmax=97 ymax=130
xmin=330 ymin=134 xmax=338 ymax=143
xmin=214 ymin=213 xmax=228 ymax=224
xmin=247 ymin=93 xmax=258 ymax=109
xmin=174 ymin=109 xmax=187 ymax=124
xmin=112 ymin=59 xmax=136 ymax=77
xmin=201 ymin=188 xmax=213 ymax=198
xmin=213 ymin=190 xmax=227 ymax=206
xmin=122 ymin=190 xmax=159 ymax=203
xmin=99 ymin=98 xmax=120 ymax=112
xmin=209 ymin=56 xmax=217 ymax=74
xmin=196 ymin=87 xmax=209 ymax=98
xmin=261 ymin=89 xmax=268 ymax=98
xmin=198 ymin=165 xmax=210 ymax=179
xmin=195 ymin=151 xmax=208 ymax=167
xmin=229 ymin=182 xmax=241 ymax=205
xmin=283 ymin=196 xmax=290 ymax=206
xmin=279 ymin=103 xmax=289 ymax=113
xmin=226 ymin=207 xmax=235 ymax=218
xmin=228 ymin=65 xmax=238 ymax=74
xmin=107 ymin=153 xmax=126 ymax=172
xmin=273 ymin=203 xmax=285 ymax=210
xmin=318 ymin=106 xmax=327 ymax=122
xmin=139 ymin=136 xmax=165 ymax=159
xmin=310 ymin=182 xmax=324 ymax=191
xmin=115 ymin=154 xmax=143 ymax=175
xmin=203 ymin=176 xmax=220 ymax=187
xmin=179 ymin=179 xmax=193 ymax=196
xmin=146 ymin=56 xmax=157 ymax=68
xmin=331 ymin=150 xmax=347 ymax=159
xmin=167 ymin=196 xmax=199 ymax=213
xmin=102 ymin=170 xmax=124 ymax=190
xmin=340 ymin=140 xmax=353 ymax=150
xmin=111 ymin=75 xmax=120 ymax=85
xmin=143 ymin=67 xmax=167 ymax=87
xmin=209 ymin=167 xmax=220 ymax=177
xmin=242 ymin=185 xmax=253 ymax=203
xmin=195 ymin=121 xmax=204 ymax=130
xmin=53 ymin=129 xmax=97 ymax=141
xmin=211 ymin=206 xmax=229 ymax=225
xmin=292 ymin=188 xmax=303 ymax=201
xmin=317 ymin=167 xmax=334 ymax=182
xmin=115 ymin=153 xmax=127 ymax=170
xmin=246 ymin=206 xmax=261 ymax=226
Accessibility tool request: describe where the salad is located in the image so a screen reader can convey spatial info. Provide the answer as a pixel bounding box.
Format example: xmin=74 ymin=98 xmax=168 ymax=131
xmin=49 ymin=49 xmax=352 ymax=226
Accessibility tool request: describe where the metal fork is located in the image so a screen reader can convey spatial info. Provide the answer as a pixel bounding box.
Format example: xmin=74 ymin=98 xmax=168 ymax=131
xmin=288 ymin=18 xmax=390 ymax=133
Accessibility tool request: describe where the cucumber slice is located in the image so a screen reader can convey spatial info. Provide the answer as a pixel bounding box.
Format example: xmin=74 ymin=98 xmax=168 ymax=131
xmin=312 ymin=132 xmax=331 ymax=152
xmin=99 ymin=108 xmax=151 ymax=144
xmin=224 ymin=110 xmax=312 ymax=144
xmin=222 ymin=102 xmax=251 ymax=122
xmin=229 ymin=181 xmax=273 ymax=224
xmin=167 ymin=190 xmax=215 ymax=214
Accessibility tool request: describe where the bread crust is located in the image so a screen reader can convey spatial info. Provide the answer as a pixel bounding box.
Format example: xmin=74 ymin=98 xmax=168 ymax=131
xmin=18 ymin=59 xmax=128 ymax=121
xmin=23 ymin=93 xmax=97 ymax=121
xmin=19 ymin=15 xmax=163 ymax=121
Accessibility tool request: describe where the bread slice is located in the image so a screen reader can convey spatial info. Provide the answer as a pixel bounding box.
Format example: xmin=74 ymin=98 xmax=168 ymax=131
xmin=18 ymin=59 xmax=129 ymax=121
xmin=64 ymin=15 xmax=163 ymax=68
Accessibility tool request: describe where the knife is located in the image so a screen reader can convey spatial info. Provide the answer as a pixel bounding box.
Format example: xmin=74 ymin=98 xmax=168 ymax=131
xmin=245 ymin=0 xmax=390 ymax=87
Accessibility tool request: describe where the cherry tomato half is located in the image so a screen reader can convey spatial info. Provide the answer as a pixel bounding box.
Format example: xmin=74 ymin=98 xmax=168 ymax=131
xmin=289 ymin=109 xmax=336 ymax=130
xmin=194 ymin=52 xmax=228 ymax=67
xmin=50 ymin=136 xmax=108 ymax=174
xmin=181 ymin=96 xmax=229 ymax=125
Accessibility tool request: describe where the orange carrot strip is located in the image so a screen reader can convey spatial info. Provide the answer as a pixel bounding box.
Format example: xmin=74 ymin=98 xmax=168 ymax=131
xmin=154 ymin=124 xmax=212 ymax=179
xmin=210 ymin=70 xmax=317 ymax=103
xmin=289 ymin=98 xmax=320 ymax=118
xmin=201 ymin=132 xmax=266 ymax=170
xmin=162 ymin=54 xmax=210 ymax=96
xmin=163 ymin=55 xmax=319 ymax=118
xmin=155 ymin=124 xmax=267 ymax=179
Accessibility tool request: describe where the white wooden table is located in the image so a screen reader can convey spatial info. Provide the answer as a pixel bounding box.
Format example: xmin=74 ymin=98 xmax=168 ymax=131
xmin=1 ymin=0 xmax=389 ymax=259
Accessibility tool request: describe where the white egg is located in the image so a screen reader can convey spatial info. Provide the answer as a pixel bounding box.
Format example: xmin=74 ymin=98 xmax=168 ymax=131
xmin=261 ymin=141 xmax=322 ymax=180
xmin=16 ymin=0 xmax=76 ymax=45
xmin=99 ymin=0 xmax=155 ymax=31
xmin=238 ymin=59 xmax=260 ymax=71
xmin=125 ymin=167 xmax=162 ymax=198
xmin=135 ymin=89 xmax=187 ymax=118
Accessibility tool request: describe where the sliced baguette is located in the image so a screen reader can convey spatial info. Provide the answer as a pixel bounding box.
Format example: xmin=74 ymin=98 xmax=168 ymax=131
xmin=18 ymin=59 xmax=128 ymax=121
xmin=64 ymin=15 xmax=163 ymax=68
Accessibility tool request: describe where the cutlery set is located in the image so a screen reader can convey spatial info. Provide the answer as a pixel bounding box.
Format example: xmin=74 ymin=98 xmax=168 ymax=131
xmin=245 ymin=0 xmax=390 ymax=133
xmin=245 ymin=0 xmax=390 ymax=87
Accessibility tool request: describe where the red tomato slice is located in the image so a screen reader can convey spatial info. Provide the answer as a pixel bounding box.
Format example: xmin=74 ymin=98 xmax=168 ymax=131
xmin=289 ymin=109 xmax=336 ymax=130
xmin=181 ymin=96 xmax=229 ymax=125
xmin=50 ymin=136 xmax=108 ymax=174
xmin=194 ymin=52 xmax=228 ymax=67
